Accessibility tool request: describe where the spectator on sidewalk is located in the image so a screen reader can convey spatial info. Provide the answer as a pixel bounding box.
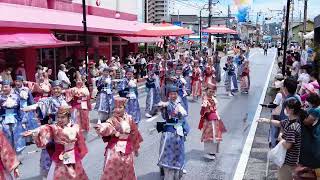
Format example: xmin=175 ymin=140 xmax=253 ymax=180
xmin=0 ymin=67 xmax=13 ymax=83
xmin=298 ymin=93 xmax=320 ymax=178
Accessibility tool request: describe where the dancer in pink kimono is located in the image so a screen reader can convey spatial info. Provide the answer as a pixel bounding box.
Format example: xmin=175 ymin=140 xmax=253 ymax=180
xmin=24 ymin=107 xmax=88 ymax=180
xmin=94 ymin=97 xmax=143 ymax=180
xmin=191 ymin=60 xmax=202 ymax=100
xmin=0 ymin=131 xmax=20 ymax=179
xmin=66 ymin=78 xmax=91 ymax=133
xmin=198 ymin=83 xmax=226 ymax=160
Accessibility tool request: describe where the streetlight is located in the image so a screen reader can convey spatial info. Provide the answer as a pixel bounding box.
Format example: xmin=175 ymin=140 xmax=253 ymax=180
xmin=200 ymin=4 xmax=209 ymax=51
xmin=82 ymin=0 xmax=89 ymax=74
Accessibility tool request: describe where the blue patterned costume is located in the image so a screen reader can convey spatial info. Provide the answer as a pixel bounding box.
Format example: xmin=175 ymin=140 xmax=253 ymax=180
xmin=94 ymin=76 xmax=114 ymax=115
xmin=175 ymin=77 xmax=189 ymax=113
xmin=223 ymin=63 xmax=238 ymax=92
xmin=158 ymin=99 xmax=189 ymax=178
xmin=145 ymin=74 xmax=161 ymax=115
xmin=14 ymin=86 xmax=38 ymax=130
xmin=183 ymin=64 xmax=192 ymax=95
xmin=118 ymin=78 xmax=141 ymax=124
xmin=0 ymin=91 xmax=26 ymax=153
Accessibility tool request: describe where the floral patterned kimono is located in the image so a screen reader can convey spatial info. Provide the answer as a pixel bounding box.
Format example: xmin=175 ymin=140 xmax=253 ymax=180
xmin=66 ymin=86 xmax=91 ymax=133
xmin=33 ymin=124 xmax=88 ymax=180
xmin=191 ymin=67 xmax=202 ymax=99
xmin=198 ymin=95 xmax=226 ymax=154
xmin=27 ymin=95 xmax=69 ymax=176
xmin=240 ymin=61 xmax=250 ymax=93
xmin=0 ymin=91 xmax=26 ymax=153
xmin=158 ymin=99 xmax=189 ymax=179
xmin=14 ymin=86 xmax=38 ymax=131
xmin=0 ymin=131 xmax=20 ymax=180
xmin=95 ymin=113 xmax=143 ymax=180
xmin=204 ymin=65 xmax=215 ymax=86
xmin=94 ymin=76 xmax=114 ymax=120
xmin=28 ymin=81 xmax=51 ymax=102
xmin=118 ymin=78 xmax=141 ymax=124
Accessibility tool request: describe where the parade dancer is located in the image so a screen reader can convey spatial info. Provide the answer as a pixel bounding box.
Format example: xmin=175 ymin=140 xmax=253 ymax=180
xmin=182 ymin=59 xmax=192 ymax=95
xmin=0 ymin=131 xmax=20 ymax=179
xmin=94 ymin=97 xmax=143 ymax=180
xmin=23 ymin=80 xmax=69 ymax=178
xmin=191 ymin=60 xmax=202 ymax=101
xmin=66 ymin=78 xmax=91 ymax=133
xmin=145 ymin=71 xmax=161 ymax=118
xmin=14 ymin=75 xmax=39 ymax=131
xmin=175 ymin=66 xmax=189 ymax=113
xmin=118 ymin=68 xmax=141 ymax=124
xmin=213 ymin=51 xmax=221 ymax=82
xmin=198 ymin=83 xmax=226 ymax=160
xmin=203 ymin=58 xmax=216 ymax=91
xmin=94 ymin=68 xmax=114 ymax=124
xmin=157 ymin=85 xmax=189 ymax=180
xmin=24 ymin=107 xmax=88 ymax=180
xmin=0 ymin=80 xmax=26 ymax=153
xmin=223 ymin=56 xmax=238 ymax=96
xmin=29 ymin=73 xmax=51 ymax=102
xmin=240 ymin=60 xmax=250 ymax=94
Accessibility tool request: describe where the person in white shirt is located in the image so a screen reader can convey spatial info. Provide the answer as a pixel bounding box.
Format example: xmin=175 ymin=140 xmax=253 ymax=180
xmin=291 ymin=57 xmax=300 ymax=78
xmin=297 ymin=66 xmax=311 ymax=93
xmin=57 ymin=64 xmax=71 ymax=88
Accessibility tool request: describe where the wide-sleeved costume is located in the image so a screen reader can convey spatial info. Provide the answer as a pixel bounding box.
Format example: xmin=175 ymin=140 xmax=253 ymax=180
xmin=204 ymin=65 xmax=215 ymax=86
xmin=182 ymin=63 xmax=192 ymax=95
xmin=0 ymin=131 xmax=20 ymax=180
xmin=191 ymin=66 xmax=202 ymax=98
xmin=198 ymin=95 xmax=226 ymax=154
xmin=95 ymin=113 xmax=143 ymax=180
xmin=33 ymin=124 xmax=88 ymax=180
xmin=223 ymin=62 xmax=238 ymax=92
xmin=175 ymin=76 xmax=189 ymax=113
xmin=118 ymin=78 xmax=141 ymax=124
xmin=94 ymin=76 xmax=114 ymax=120
xmin=145 ymin=73 xmax=161 ymax=115
xmin=66 ymin=86 xmax=91 ymax=132
xmin=0 ymin=91 xmax=26 ymax=153
xmin=239 ymin=61 xmax=250 ymax=93
xmin=30 ymin=94 xmax=69 ymax=176
xmin=29 ymin=81 xmax=51 ymax=102
xmin=14 ymin=86 xmax=38 ymax=131
xmin=158 ymin=99 xmax=189 ymax=179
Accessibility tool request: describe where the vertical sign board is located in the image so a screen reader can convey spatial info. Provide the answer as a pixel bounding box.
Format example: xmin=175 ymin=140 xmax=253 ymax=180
xmin=173 ymin=21 xmax=183 ymax=27
xmin=314 ymin=15 xmax=320 ymax=46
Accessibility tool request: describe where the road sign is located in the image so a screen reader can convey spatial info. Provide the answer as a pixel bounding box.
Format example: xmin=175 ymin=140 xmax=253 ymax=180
xmin=173 ymin=21 xmax=182 ymax=27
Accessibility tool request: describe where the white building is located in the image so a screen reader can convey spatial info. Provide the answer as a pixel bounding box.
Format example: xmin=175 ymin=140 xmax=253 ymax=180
xmin=147 ymin=0 xmax=175 ymax=23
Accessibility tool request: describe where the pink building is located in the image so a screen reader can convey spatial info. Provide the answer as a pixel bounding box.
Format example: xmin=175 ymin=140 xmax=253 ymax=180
xmin=0 ymin=0 xmax=150 ymax=81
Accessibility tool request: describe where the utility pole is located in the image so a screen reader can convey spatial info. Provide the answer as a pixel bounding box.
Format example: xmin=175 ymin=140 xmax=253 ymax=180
xmin=227 ymin=5 xmax=231 ymax=50
xmin=302 ymin=0 xmax=308 ymax=49
xmin=82 ymin=0 xmax=89 ymax=74
xmin=281 ymin=6 xmax=286 ymax=49
xmin=255 ymin=11 xmax=260 ymax=45
xmin=207 ymin=0 xmax=213 ymax=49
xmin=144 ymin=0 xmax=148 ymax=53
xmin=282 ymin=0 xmax=292 ymax=75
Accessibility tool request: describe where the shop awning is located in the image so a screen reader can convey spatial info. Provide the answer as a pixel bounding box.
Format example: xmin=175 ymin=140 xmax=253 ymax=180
xmin=0 ymin=3 xmax=151 ymax=35
xmin=0 ymin=29 xmax=79 ymax=49
xmin=120 ymin=36 xmax=163 ymax=43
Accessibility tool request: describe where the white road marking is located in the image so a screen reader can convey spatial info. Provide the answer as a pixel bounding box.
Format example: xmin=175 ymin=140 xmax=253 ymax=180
xmin=233 ymin=50 xmax=277 ymax=180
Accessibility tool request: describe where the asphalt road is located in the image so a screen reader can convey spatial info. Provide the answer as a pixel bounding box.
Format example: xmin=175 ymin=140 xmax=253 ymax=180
xmin=17 ymin=48 xmax=276 ymax=180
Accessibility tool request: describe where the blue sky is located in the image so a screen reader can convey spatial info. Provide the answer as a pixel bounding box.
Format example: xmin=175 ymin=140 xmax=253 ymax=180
xmin=173 ymin=0 xmax=319 ymax=22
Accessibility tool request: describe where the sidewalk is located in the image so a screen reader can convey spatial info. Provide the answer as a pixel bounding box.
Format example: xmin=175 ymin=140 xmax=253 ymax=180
xmin=243 ymin=56 xmax=280 ymax=180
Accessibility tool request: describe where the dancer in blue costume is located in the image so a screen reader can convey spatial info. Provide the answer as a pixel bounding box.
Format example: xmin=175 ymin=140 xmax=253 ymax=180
xmin=223 ymin=56 xmax=238 ymax=96
xmin=94 ymin=67 xmax=114 ymax=123
xmin=0 ymin=80 xmax=26 ymax=153
xmin=157 ymin=85 xmax=189 ymax=179
xmin=13 ymin=76 xmax=38 ymax=131
xmin=174 ymin=65 xmax=189 ymax=113
xmin=118 ymin=68 xmax=141 ymax=124
xmin=145 ymin=70 xmax=161 ymax=118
